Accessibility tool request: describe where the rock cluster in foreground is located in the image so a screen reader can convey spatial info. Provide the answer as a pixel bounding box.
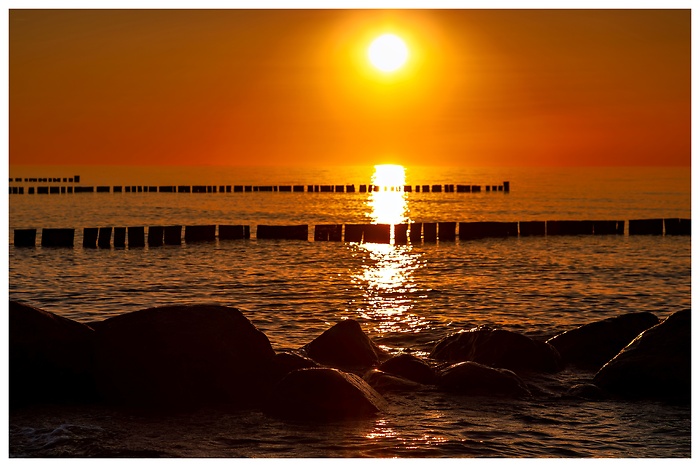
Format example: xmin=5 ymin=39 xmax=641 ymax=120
xmin=9 ymin=300 xmax=691 ymax=421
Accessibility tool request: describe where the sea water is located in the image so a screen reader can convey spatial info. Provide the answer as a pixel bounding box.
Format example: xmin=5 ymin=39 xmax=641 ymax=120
xmin=7 ymin=165 xmax=692 ymax=457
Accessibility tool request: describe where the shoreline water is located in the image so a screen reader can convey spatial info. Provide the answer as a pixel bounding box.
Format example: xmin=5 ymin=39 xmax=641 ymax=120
xmin=8 ymin=165 xmax=691 ymax=457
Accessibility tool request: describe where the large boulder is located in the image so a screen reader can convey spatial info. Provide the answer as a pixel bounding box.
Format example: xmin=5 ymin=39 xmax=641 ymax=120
xmin=593 ymin=309 xmax=691 ymax=402
xmin=437 ymin=361 xmax=532 ymax=398
xmin=300 ymin=319 xmax=387 ymax=370
xmin=378 ymin=353 xmax=437 ymax=385
xmin=547 ymin=312 xmax=660 ymax=369
xmin=429 ymin=326 xmax=562 ymax=373
xmin=9 ymin=301 xmax=97 ymax=407
xmin=93 ymin=304 xmax=276 ymax=408
xmin=266 ymin=367 xmax=387 ymax=421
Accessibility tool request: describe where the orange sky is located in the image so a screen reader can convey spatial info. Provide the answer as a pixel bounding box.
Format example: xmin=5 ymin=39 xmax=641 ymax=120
xmin=9 ymin=9 xmax=690 ymax=167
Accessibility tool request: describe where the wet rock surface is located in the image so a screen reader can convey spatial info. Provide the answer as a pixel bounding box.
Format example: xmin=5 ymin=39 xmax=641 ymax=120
xmin=9 ymin=301 xmax=97 ymax=407
xmin=547 ymin=312 xmax=660 ymax=369
xmin=378 ymin=353 xmax=437 ymax=385
xmin=300 ymin=319 xmax=388 ymax=370
xmin=93 ymin=304 xmax=277 ymax=408
xmin=265 ymin=367 xmax=387 ymax=421
xmin=594 ymin=309 xmax=691 ymax=402
xmin=10 ymin=302 xmax=690 ymax=418
xmin=430 ymin=326 xmax=563 ymax=373
xmin=436 ymin=361 xmax=532 ymax=398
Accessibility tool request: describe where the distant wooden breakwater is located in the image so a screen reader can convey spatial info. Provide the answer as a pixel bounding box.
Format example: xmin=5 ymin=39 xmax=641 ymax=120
xmin=11 ymin=218 xmax=690 ymax=248
xmin=8 ymin=180 xmax=511 ymax=194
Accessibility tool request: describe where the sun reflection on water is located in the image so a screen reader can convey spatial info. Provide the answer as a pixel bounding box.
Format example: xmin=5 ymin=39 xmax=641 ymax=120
xmin=367 ymin=164 xmax=409 ymax=226
xmin=352 ymin=165 xmax=429 ymax=336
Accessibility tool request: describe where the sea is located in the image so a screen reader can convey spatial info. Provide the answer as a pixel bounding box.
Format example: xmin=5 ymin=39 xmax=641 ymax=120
xmin=6 ymin=165 xmax=692 ymax=458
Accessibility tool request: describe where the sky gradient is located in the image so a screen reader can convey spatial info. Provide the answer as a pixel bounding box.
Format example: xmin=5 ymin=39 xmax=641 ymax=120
xmin=9 ymin=9 xmax=691 ymax=167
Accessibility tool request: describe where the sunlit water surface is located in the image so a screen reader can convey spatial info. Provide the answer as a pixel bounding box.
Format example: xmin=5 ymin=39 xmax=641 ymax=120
xmin=8 ymin=165 xmax=691 ymax=457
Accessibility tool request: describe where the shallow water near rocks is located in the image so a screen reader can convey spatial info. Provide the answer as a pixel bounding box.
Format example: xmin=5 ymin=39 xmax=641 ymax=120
xmin=8 ymin=166 xmax=691 ymax=457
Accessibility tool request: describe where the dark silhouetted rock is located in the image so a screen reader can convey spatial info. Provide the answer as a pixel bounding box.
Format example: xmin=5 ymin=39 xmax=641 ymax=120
xmin=430 ymin=326 xmax=562 ymax=373
xmin=9 ymin=301 xmax=97 ymax=407
xmin=437 ymin=361 xmax=531 ymax=398
xmin=547 ymin=312 xmax=660 ymax=369
xmin=566 ymin=383 xmax=607 ymax=401
xmin=300 ymin=319 xmax=387 ymax=370
xmin=93 ymin=304 xmax=276 ymax=408
xmin=363 ymin=369 xmax=423 ymax=394
xmin=266 ymin=367 xmax=386 ymax=421
xmin=273 ymin=351 xmax=318 ymax=381
xmin=378 ymin=353 xmax=436 ymax=385
xmin=593 ymin=309 xmax=690 ymax=402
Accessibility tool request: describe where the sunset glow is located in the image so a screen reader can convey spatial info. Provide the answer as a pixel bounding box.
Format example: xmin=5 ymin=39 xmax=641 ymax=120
xmin=8 ymin=10 xmax=689 ymax=167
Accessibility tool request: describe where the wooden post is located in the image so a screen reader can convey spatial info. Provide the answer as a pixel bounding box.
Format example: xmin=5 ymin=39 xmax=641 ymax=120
xmin=409 ymin=223 xmax=422 ymax=244
xmin=592 ymin=220 xmax=619 ymax=235
xmin=219 ymin=225 xmax=250 ymax=240
xmin=13 ymin=229 xmax=36 ymax=247
xmin=546 ymin=220 xmax=593 ymax=236
xmin=127 ymin=227 xmax=145 ymax=247
xmin=423 ymin=223 xmax=437 ymax=242
xmin=256 ymin=225 xmax=308 ymax=241
xmin=438 ymin=222 xmax=456 ymax=241
xmin=664 ymin=218 xmax=691 ymax=235
xmin=363 ymin=224 xmax=390 ymax=244
xmin=314 ymin=224 xmax=342 ymax=241
xmin=519 ymin=221 xmax=546 ymax=236
xmin=185 ymin=225 xmax=216 ymax=243
xmin=163 ymin=226 xmax=182 ymax=245
xmin=98 ymin=227 xmax=112 ymax=248
xmin=459 ymin=221 xmax=518 ymax=240
xmin=629 ymin=219 xmax=664 ymax=235
xmin=344 ymin=224 xmax=363 ymax=243
xmin=148 ymin=226 xmax=164 ymax=247
xmin=113 ymin=227 xmax=126 ymax=248
xmin=394 ymin=224 xmax=408 ymax=244
xmin=41 ymin=228 xmax=74 ymax=247
xmin=83 ymin=228 xmax=98 ymax=248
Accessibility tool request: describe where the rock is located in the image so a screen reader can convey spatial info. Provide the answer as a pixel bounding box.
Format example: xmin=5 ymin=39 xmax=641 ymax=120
xmin=9 ymin=301 xmax=97 ymax=407
xmin=429 ymin=326 xmax=562 ymax=373
xmin=93 ymin=304 xmax=276 ymax=408
xmin=593 ymin=309 xmax=691 ymax=402
xmin=363 ymin=369 xmax=423 ymax=394
xmin=378 ymin=353 xmax=436 ymax=385
xmin=436 ymin=361 xmax=531 ymax=398
xmin=566 ymin=383 xmax=607 ymax=401
xmin=547 ymin=312 xmax=659 ymax=369
xmin=300 ymin=319 xmax=387 ymax=370
xmin=266 ymin=367 xmax=386 ymax=421
xmin=272 ymin=351 xmax=318 ymax=381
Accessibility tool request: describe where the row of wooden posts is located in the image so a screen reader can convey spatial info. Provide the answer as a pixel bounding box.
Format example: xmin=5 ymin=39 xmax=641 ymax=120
xmin=12 ymin=218 xmax=690 ymax=248
xmin=8 ymin=182 xmax=510 ymax=195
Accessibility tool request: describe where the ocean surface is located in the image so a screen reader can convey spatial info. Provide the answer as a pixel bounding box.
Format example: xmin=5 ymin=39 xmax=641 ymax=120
xmin=7 ymin=165 xmax=692 ymax=457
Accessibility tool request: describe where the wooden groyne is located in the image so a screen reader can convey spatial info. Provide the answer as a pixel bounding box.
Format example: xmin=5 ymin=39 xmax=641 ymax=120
xmin=8 ymin=181 xmax=511 ymax=195
xmin=11 ymin=218 xmax=690 ymax=248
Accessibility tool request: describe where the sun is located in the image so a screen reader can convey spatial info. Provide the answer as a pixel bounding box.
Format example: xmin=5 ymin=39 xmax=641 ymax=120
xmin=367 ymin=34 xmax=409 ymax=73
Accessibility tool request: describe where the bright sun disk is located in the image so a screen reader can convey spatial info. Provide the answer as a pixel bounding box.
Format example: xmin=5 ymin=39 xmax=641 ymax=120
xmin=368 ymin=34 xmax=409 ymax=73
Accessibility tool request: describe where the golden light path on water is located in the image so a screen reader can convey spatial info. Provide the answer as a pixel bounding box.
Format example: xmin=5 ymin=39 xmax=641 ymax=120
xmin=353 ymin=165 xmax=430 ymax=336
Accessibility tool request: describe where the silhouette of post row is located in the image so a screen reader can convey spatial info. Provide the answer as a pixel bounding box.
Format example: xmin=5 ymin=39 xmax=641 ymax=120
xmin=11 ymin=218 xmax=690 ymax=248
xmin=9 ymin=182 xmax=512 ymax=194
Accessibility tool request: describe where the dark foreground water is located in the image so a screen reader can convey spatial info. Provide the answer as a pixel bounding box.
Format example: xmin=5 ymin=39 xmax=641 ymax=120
xmin=7 ymin=165 xmax=692 ymax=457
